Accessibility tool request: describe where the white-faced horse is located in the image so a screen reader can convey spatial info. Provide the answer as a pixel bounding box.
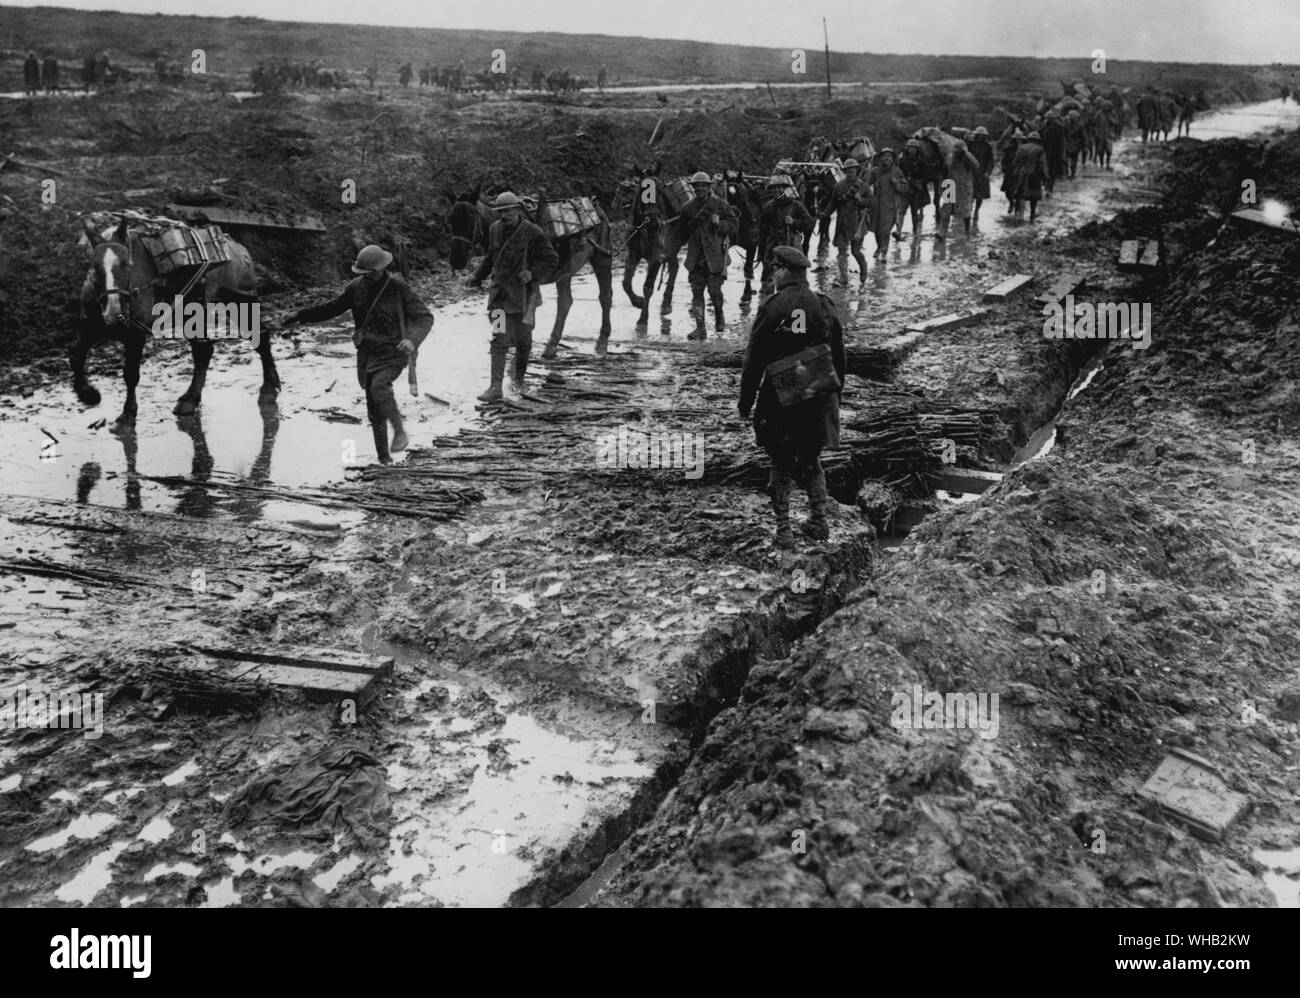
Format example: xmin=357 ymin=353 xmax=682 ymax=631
xmin=70 ymin=216 xmax=278 ymax=429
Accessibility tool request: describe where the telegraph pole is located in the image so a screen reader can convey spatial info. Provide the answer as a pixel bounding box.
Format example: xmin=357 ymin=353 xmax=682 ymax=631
xmin=823 ymin=18 xmax=832 ymax=99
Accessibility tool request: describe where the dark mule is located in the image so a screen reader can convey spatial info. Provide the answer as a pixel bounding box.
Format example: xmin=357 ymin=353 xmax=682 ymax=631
xmin=614 ymin=169 xmax=682 ymax=328
xmin=446 ymin=190 xmax=615 ymax=357
xmin=71 ymin=216 xmax=277 ymax=429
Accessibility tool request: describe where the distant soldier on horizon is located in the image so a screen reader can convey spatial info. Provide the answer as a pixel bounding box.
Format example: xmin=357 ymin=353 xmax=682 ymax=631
xmin=23 ymin=51 xmax=40 ymax=96
xmin=41 ymin=53 xmax=59 ymax=94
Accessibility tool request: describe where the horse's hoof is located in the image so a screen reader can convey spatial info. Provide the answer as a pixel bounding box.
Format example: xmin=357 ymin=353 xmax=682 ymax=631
xmin=594 ymin=338 xmax=609 ymax=357
xmin=257 ymin=386 xmax=279 ymax=404
xmin=111 ymin=413 xmax=136 ymax=434
xmin=540 ymin=346 xmax=558 ymax=360
xmin=77 ymin=385 xmax=102 ymax=407
xmin=174 ymin=396 xmax=197 ymax=415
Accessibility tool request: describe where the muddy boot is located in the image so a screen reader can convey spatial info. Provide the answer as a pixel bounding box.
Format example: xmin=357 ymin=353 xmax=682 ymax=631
xmin=712 ymin=299 xmax=726 ymax=333
xmin=688 ymin=295 xmax=707 ymax=340
xmin=800 ymin=461 xmax=830 ymax=541
xmin=477 ymin=352 xmax=506 ymax=402
xmin=384 ymin=400 xmax=408 ymax=453
xmin=510 ymin=342 xmax=531 ymax=394
xmin=770 ymin=475 xmax=794 ymax=549
xmin=371 ymin=418 xmax=392 ymax=465
xmin=832 ymin=254 xmax=850 ymax=287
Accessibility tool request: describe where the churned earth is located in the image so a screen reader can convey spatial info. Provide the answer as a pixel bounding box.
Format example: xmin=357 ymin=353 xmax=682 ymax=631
xmin=2 ymin=56 xmax=1298 ymax=906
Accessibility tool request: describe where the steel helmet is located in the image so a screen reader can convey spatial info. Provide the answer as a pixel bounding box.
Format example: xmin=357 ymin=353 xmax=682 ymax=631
xmin=689 ymin=171 xmax=712 ymax=185
xmin=492 ymin=191 xmax=523 ymax=209
xmin=842 ymin=158 xmax=859 ymax=169
xmin=351 ymin=244 xmax=394 ymax=274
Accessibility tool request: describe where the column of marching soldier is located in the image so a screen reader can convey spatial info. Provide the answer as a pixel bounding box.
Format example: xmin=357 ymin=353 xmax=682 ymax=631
xmin=284 ymin=176 xmax=844 ymax=547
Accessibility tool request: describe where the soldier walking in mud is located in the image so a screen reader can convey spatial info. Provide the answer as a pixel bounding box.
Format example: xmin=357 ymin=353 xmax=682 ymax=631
xmin=286 ymin=245 xmax=433 ymax=465
xmin=830 ymin=158 xmax=869 ymax=286
xmin=757 ymin=174 xmax=814 ymax=299
xmin=861 ymin=149 xmax=908 ymax=257
xmin=464 ymin=192 xmax=559 ymax=401
xmin=739 ymin=246 xmax=845 ymax=548
xmin=1009 ymin=131 xmax=1050 ymax=221
xmin=679 ymin=171 xmax=738 ymax=340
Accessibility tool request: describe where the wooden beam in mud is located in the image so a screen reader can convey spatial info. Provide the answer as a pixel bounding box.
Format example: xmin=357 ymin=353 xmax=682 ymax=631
xmin=903 ymin=308 xmax=987 ymax=334
xmin=165 ymin=203 xmax=327 ymax=233
xmin=696 ymin=343 xmax=899 ymax=380
xmin=982 ymin=274 xmax=1033 ymax=302
xmin=174 ymin=641 xmax=394 ymax=705
xmin=934 ymin=468 xmax=1004 ymax=495
xmin=1035 ymin=274 xmax=1087 ymax=305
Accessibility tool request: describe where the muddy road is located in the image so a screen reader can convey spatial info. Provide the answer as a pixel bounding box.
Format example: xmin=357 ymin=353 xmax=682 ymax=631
xmin=2 ymin=95 xmax=1298 ymax=908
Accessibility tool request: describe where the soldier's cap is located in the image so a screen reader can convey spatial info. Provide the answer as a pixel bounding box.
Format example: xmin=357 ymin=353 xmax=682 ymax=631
xmin=352 ymin=244 xmax=394 ymax=274
xmin=972 ymin=126 xmax=989 ymax=136
xmin=1011 ymin=130 xmax=1027 ymax=139
xmin=842 ymin=158 xmax=859 ymax=169
xmin=773 ymin=246 xmax=811 ymax=270
xmin=492 ymin=191 xmax=523 ymax=210
xmin=689 ymin=171 xmax=712 ymax=185
xmin=905 ymin=138 xmax=922 ymax=149
xmin=1027 ymin=131 xmax=1042 ymax=140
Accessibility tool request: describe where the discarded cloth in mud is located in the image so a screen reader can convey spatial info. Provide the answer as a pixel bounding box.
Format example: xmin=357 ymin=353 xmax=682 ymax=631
xmin=225 ymin=745 xmax=389 ymax=848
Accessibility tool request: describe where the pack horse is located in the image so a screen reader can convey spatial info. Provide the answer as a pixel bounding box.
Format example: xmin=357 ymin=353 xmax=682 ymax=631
xmin=71 ymin=213 xmax=277 ymax=429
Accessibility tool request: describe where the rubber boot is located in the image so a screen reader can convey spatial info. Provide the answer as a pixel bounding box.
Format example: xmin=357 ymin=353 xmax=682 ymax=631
xmin=800 ymin=460 xmax=830 ymax=541
xmin=770 ymin=472 xmax=794 ymax=549
xmin=510 ymin=342 xmax=531 ymax=394
xmin=688 ymin=293 xmax=707 ymax=340
xmin=384 ymin=399 xmax=408 ymax=453
xmin=712 ymin=297 xmax=725 ymax=332
xmin=370 ymin=412 xmax=392 ymax=465
xmin=477 ymin=351 xmax=506 ymax=402
xmin=833 ymin=253 xmax=850 ymax=287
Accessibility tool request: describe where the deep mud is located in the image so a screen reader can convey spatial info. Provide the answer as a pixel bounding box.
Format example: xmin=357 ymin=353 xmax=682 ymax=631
xmin=592 ymin=106 xmax=1300 ymax=908
xmin=3 ymin=52 xmax=1299 ymax=908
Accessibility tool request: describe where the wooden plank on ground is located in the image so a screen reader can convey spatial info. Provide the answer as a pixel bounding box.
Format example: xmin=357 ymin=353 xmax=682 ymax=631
xmin=1118 ymin=240 xmax=1141 ymax=270
xmin=1138 ymin=240 xmax=1161 ymax=269
xmin=1231 ymin=208 xmax=1300 ymax=235
xmin=165 ymin=203 xmax=327 ymax=233
xmin=1034 ymin=274 xmax=1087 ymax=305
xmin=982 ymin=274 xmax=1033 ymax=302
xmin=935 ymin=468 xmax=1004 ymax=495
xmin=903 ymin=308 xmax=988 ymax=334
xmin=175 ymin=641 xmax=393 ymax=704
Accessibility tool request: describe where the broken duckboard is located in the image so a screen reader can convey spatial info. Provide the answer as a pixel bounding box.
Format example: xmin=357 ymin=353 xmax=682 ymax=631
xmin=903 ymin=309 xmax=988 ymax=334
xmin=1139 ymin=747 xmax=1248 ymax=842
xmin=982 ymin=274 xmax=1033 ymax=302
xmin=171 ymin=641 xmax=394 ymax=704
xmin=1034 ymin=274 xmax=1087 ymax=305
xmin=165 ymin=203 xmax=326 ymax=233
xmin=934 ymin=468 xmax=1004 ymax=495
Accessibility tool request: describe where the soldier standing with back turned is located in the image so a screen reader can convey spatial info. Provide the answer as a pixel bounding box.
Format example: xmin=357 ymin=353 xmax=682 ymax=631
xmin=739 ymin=246 xmax=846 ymax=548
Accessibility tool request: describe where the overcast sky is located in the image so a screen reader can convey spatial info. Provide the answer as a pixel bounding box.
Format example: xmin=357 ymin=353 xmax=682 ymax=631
xmin=5 ymin=0 xmax=1297 ymax=64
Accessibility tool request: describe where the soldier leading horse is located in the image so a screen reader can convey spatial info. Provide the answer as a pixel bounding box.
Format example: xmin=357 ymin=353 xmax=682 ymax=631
xmin=446 ymin=189 xmax=614 ymax=356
